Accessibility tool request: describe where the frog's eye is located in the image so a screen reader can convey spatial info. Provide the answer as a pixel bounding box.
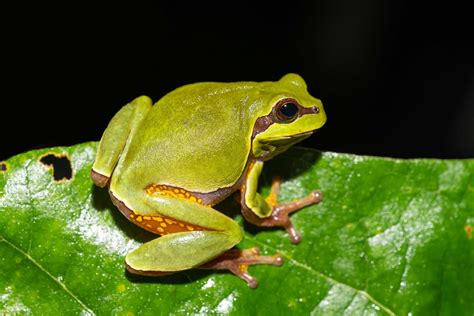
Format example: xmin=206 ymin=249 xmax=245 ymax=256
xmin=274 ymin=99 xmax=300 ymax=123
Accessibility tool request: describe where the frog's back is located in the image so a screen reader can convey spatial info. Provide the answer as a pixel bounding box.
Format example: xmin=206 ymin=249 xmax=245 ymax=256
xmin=115 ymin=82 xmax=262 ymax=193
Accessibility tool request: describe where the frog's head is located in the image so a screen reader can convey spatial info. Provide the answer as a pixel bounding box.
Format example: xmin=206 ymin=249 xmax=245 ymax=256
xmin=252 ymin=73 xmax=326 ymax=160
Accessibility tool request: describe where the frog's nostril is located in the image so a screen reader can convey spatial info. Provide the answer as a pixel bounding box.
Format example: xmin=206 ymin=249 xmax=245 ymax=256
xmin=300 ymin=106 xmax=320 ymax=115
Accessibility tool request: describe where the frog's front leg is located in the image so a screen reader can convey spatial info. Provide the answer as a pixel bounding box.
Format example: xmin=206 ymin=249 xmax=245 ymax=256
xmin=240 ymin=160 xmax=322 ymax=244
xmin=111 ymin=189 xmax=282 ymax=288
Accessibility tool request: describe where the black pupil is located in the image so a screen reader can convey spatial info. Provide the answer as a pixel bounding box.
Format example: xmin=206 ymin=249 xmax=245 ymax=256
xmin=280 ymin=103 xmax=298 ymax=118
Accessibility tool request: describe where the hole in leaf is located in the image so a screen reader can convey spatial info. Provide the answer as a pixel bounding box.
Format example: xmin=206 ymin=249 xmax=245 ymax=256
xmin=40 ymin=153 xmax=73 ymax=181
xmin=0 ymin=162 xmax=6 ymax=172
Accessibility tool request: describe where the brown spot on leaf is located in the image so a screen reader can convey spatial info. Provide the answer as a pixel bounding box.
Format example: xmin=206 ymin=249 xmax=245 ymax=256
xmin=465 ymin=225 xmax=472 ymax=240
xmin=40 ymin=153 xmax=72 ymax=181
xmin=0 ymin=162 xmax=7 ymax=172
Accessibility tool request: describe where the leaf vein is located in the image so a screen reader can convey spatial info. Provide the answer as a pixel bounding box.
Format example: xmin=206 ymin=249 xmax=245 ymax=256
xmin=0 ymin=233 xmax=95 ymax=315
xmin=246 ymin=235 xmax=395 ymax=316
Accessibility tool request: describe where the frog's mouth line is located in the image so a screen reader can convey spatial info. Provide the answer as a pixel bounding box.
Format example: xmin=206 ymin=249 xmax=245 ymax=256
xmin=291 ymin=130 xmax=314 ymax=138
xmin=265 ymin=130 xmax=314 ymax=141
xmin=254 ymin=130 xmax=316 ymax=160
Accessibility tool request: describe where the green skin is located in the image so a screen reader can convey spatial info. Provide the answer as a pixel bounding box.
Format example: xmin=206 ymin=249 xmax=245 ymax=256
xmin=91 ymin=73 xmax=326 ymax=288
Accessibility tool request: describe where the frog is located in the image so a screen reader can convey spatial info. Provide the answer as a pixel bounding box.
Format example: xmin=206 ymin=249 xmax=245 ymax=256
xmin=91 ymin=73 xmax=326 ymax=288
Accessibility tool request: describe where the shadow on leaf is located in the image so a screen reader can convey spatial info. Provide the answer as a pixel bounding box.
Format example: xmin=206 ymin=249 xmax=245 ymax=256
xmin=91 ymin=184 xmax=156 ymax=243
xmin=125 ymin=269 xmax=216 ymax=286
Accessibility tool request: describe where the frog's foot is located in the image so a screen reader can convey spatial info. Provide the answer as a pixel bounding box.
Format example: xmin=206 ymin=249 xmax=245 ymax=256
xmin=200 ymin=247 xmax=283 ymax=288
xmin=244 ymin=176 xmax=322 ymax=244
xmin=271 ymin=189 xmax=322 ymax=244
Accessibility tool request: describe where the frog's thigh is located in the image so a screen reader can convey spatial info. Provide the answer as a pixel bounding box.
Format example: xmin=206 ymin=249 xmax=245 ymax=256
xmin=124 ymin=191 xmax=242 ymax=234
xmin=125 ymin=194 xmax=243 ymax=272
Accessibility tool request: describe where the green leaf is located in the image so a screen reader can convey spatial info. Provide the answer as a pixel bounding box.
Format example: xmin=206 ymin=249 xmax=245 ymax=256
xmin=1 ymin=142 xmax=473 ymax=315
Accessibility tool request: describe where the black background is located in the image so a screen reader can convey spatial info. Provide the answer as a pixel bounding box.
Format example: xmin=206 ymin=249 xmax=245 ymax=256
xmin=2 ymin=1 xmax=473 ymax=160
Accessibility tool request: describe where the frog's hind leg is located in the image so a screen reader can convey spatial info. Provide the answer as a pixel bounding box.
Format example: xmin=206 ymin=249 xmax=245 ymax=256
xmin=125 ymin=232 xmax=282 ymax=288
xmin=113 ymin=192 xmax=283 ymax=288
xmin=199 ymin=247 xmax=283 ymax=288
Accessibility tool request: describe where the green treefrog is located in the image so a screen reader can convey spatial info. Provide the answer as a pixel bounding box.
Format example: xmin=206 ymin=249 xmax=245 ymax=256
xmin=91 ymin=73 xmax=326 ymax=288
